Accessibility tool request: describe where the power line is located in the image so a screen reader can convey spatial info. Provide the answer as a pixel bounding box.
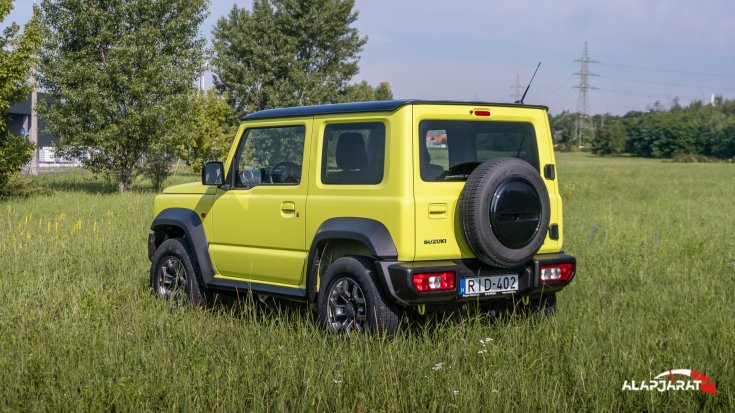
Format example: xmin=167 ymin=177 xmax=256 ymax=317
xmin=543 ymin=74 xmax=576 ymax=101
xmin=599 ymin=75 xmax=735 ymax=92
xmin=597 ymin=88 xmax=704 ymax=101
xmin=573 ymin=41 xmax=598 ymax=147
xmin=599 ymin=62 xmax=735 ymax=79
xmin=534 ymin=61 xmax=576 ymax=94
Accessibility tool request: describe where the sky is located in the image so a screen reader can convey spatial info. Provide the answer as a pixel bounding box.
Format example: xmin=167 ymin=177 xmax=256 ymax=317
xmin=4 ymin=0 xmax=735 ymax=115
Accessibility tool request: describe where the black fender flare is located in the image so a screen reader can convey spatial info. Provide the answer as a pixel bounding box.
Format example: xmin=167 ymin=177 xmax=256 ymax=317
xmin=305 ymin=217 xmax=398 ymax=303
xmin=150 ymin=208 xmax=215 ymax=284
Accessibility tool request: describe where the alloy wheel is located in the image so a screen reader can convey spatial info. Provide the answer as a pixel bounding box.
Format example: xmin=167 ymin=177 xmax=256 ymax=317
xmin=157 ymin=256 xmax=188 ymax=306
xmin=327 ymin=277 xmax=367 ymax=333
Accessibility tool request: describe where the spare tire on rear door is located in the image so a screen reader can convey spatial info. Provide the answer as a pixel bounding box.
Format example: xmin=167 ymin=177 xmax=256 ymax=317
xmin=459 ymin=157 xmax=550 ymax=268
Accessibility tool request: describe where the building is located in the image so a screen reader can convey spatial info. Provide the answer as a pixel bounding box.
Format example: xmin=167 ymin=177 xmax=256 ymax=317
xmin=7 ymin=93 xmax=79 ymax=167
xmin=7 ymin=92 xmax=55 ymax=147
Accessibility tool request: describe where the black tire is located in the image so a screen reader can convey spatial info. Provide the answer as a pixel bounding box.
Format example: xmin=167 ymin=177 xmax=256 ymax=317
xmin=317 ymin=256 xmax=400 ymax=336
xmin=459 ymin=157 xmax=550 ymax=268
xmin=149 ymin=238 xmax=209 ymax=307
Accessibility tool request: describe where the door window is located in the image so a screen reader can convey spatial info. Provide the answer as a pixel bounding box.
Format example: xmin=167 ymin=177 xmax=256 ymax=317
xmin=233 ymin=125 xmax=306 ymax=187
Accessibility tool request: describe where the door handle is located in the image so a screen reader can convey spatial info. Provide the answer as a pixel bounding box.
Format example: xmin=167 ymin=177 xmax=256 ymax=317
xmin=428 ymin=203 xmax=447 ymax=219
xmin=281 ymin=201 xmax=296 ymax=217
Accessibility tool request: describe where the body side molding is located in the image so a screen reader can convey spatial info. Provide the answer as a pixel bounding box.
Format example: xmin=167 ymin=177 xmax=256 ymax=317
xmin=207 ymin=278 xmax=308 ymax=300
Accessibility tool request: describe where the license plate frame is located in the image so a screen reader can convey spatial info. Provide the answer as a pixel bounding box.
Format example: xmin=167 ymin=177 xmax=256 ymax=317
xmin=459 ymin=274 xmax=519 ymax=297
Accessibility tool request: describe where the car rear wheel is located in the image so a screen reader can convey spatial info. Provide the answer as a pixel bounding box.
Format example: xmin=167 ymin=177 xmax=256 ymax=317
xmin=317 ymin=256 xmax=400 ymax=336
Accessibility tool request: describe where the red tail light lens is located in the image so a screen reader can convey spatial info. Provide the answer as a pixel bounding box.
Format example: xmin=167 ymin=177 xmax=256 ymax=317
xmin=539 ymin=263 xmax=575 ymax=283
xmin=412 ymin=272 xmax=455 ymax=292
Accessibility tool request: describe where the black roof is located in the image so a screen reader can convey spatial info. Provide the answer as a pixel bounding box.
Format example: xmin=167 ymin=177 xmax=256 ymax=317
xmin=242 ymin=100 xmax=548 ymax=120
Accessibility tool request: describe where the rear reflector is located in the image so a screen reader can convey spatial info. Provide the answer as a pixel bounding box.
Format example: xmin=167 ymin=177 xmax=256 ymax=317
xmin=473 ymin=110 xmax=491 ymax=117
xmin=540 ymin=263 xmax=575 ymax=283
xmin=412 ymin=271 xmax=455 ymax=292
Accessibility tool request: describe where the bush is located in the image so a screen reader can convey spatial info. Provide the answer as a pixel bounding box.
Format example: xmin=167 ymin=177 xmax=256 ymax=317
xmin=592 ymin=121 xmax=626 ymax=156
xmin=0 ymin=174 xmax=47 ymax=198
xmin=670 ymin=154 xmax=720 ymax=163
xmin=0 ymin=133 xmax=34 ymax=189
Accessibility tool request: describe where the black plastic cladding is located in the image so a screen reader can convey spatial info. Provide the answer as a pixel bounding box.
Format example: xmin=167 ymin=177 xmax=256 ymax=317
xmin=374 ymin=253 xmax=575 ymax=307
xmin=150 ymin=208 xmax=216 ymax=284
xmin=306 ymin=217 xmax=399 ymax=303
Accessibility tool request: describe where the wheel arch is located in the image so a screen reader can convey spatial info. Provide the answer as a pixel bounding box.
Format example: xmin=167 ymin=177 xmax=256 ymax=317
xmin=305 ymin=217 xmax=398 ymax=303
xmin=150 ymin=208 xmax=215 ymax=284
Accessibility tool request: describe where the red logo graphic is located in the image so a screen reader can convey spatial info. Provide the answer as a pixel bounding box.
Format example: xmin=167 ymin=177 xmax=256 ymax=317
xmin=653 ymin=369 xmax=717 ymax=394
xmin=622 ymin=369 xmax=717 ymax=394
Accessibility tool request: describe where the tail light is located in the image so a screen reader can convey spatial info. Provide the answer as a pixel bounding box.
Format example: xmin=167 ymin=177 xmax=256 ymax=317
xmin=412 ymin=272 xmax=455 ymax=292
xmin=539 ymin=263 xmax=575 ymax=283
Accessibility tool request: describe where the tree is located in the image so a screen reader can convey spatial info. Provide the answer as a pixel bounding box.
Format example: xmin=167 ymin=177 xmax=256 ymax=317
xmin=211 ymin=0 xmax=366 ymax=115
xmin=548 ymin=111 xmax=577 ymax=149
xmin=0 ymin=0 xmax=40 ymax=190
xmin=374 ymin=81 xmax=393 ymax=101
xmin=176 ymin=89 xmax=237 ymax=172
xmin=619 ymin=98 xmax=735 ymax=160
xmin=711 ymin=117 xmax=735 ymax=159
xmin=38 ymin=0 xmax=208 ymax=192
xmin=592 ymin=120 xmax=626 ymax=156
xmin=336 ymin=80 xmax=394 ymax=103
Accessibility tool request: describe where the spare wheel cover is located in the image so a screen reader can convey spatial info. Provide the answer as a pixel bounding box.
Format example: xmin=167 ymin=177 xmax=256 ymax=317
xmin=459 ymin=157 xmax=550 ymax=268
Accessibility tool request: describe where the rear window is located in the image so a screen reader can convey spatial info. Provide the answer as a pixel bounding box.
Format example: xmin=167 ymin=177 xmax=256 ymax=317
xmin=419 ymin=120 xmax=539 ymax=182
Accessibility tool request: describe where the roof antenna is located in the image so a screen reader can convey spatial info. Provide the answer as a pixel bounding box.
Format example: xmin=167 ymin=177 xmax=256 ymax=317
xmin=516 ymin=62 xmax=541 ymax=105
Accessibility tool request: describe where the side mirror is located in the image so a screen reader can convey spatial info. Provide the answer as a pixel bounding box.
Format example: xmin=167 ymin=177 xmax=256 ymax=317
xmin=202 ymin=161 xmax=224 ymax=186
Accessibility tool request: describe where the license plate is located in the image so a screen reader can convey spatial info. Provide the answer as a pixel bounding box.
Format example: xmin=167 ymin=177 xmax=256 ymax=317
xmin=459 ymin=275 xmax=518 ymax=297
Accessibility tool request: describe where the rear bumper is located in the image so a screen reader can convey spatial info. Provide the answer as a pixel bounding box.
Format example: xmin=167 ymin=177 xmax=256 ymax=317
xmin=375 ymin=252 xmax=576 ymax=307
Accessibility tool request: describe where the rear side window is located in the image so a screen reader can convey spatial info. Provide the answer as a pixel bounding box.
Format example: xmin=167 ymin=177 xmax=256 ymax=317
xmin=322 ymin=122 xmax=386 ymax=185
xmin=419 ymin=120 xmax=539 ymax=182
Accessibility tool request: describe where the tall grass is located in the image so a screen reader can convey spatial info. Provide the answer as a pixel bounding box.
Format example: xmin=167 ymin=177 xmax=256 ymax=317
xmin=0 ymin=154 xmax=732 ymax=411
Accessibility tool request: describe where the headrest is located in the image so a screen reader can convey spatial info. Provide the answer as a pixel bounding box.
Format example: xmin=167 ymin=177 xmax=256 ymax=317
xmin=336 ymin=133 xmax=368 ymax=170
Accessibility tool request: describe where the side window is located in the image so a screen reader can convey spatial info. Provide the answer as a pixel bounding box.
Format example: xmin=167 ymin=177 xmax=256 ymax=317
xmin=234 ymin=125 xmax=306 ymax=187
xmin=321 ymin=122 xmax=385 ymax=185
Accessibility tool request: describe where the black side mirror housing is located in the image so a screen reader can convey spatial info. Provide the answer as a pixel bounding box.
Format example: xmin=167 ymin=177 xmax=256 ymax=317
xmin=202 ymin=161 xmax=224 ymax=186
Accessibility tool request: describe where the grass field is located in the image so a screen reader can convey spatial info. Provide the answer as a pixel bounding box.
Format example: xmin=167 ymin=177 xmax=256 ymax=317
xmin=0 ymin=153 xmax=733 ymax=411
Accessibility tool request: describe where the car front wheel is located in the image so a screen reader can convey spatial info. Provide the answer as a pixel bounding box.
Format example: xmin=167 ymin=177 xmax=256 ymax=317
xmin=149 ymin=238 xmax=208 ymax=307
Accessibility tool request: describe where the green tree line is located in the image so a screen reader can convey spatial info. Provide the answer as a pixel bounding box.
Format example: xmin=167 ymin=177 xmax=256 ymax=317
xmin=551 ymin=98 xmax=735 ymax=160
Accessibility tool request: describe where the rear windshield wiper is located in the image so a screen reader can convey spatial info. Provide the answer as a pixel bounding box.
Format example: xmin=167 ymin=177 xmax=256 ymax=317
xmin=443 ymin=174 xmax=470 ymax=181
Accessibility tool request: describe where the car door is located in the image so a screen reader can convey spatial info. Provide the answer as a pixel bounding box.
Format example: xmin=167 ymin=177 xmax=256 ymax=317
xmin=208 ymin=118 xmax=312 ymax=286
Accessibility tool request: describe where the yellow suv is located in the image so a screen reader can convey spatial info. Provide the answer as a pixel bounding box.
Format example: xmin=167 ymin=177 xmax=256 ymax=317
xmin=148 ymin=100 xmax=576 ymax=335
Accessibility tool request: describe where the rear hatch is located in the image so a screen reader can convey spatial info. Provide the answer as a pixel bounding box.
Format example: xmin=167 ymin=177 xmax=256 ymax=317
xmin=412 ymin=103 xmax=562 ymax=262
